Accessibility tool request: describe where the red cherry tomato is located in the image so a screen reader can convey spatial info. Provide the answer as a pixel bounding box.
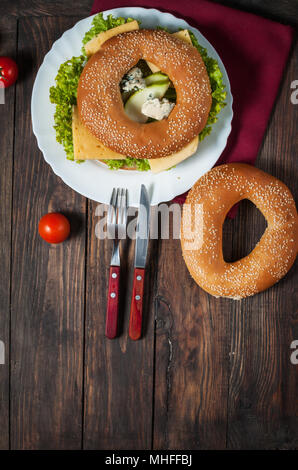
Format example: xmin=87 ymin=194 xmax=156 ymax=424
xmin=38 ymin=213 xmax=70 ymax=244
xmin=0 ymin=56 xmax=18 ymax=88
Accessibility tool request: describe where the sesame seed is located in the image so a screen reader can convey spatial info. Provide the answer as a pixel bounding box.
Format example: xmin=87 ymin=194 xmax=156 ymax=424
xmin=77 ymin=29 xmax=212 ymax=159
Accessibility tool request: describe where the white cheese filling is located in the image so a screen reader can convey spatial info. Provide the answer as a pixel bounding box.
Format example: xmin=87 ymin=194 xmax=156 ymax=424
xmin=121 ymin=67 xmax=146 ymax=92
xmin=141 ymin=98 xmax=175 ymax=121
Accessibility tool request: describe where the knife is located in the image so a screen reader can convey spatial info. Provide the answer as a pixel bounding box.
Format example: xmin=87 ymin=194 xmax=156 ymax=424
xmin=129 ymin=184 xmax=150 ymax=340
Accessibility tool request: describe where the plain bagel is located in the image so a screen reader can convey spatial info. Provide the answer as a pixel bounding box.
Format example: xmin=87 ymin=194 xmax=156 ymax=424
xmin=181 ymin=163 xmax=298 ymax=299
xmin=77 ymin=29 xmax=212 ymax=159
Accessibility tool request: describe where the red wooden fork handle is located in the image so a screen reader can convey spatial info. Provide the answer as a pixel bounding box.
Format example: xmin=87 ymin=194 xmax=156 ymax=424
xmin=105 ymin=266 xmax=120 ymax=339
xmin=129 ymin=268 xmax=145 ymax=340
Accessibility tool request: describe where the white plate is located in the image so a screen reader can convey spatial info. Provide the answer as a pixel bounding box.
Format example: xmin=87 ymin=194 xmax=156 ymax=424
xmin=31 ymin=7 xmax=233 ymax=206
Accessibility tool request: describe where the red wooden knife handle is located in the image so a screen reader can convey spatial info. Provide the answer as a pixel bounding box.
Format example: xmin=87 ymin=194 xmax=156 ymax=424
xmin=105 ymin=266 xmax=120 ymax=339
xmin=129 ymin=268 xmax=145 ymax=340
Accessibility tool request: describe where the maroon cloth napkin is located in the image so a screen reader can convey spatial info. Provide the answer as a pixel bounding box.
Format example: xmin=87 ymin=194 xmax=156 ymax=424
xmin=91 ymin=0 xmax=293 ymax=207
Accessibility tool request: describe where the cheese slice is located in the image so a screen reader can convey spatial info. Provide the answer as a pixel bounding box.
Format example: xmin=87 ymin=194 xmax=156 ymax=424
xmin=72 ymin=106 xmax=126 ymax=160
xmin=172 ymin=29 xmax=193 ymax=45
xmin=146 ymin=29 xmax=193 ymax=73
xmin=146 ymin=61 xmax=160 ymax=74
xmin=149 ymin=136 xmax=199 ymax=173
xmin=84 ymin=20 xmax=139 ymax=56
xmin=73 ymin=105 xmax=198 ymax=169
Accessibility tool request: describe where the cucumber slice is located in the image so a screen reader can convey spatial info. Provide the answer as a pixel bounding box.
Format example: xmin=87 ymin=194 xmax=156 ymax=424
xmin=145 ymin=72 xmax=169 ymax=86
xmin=124 ymin=81 xmax=170 ymax=123
xmin=122 ymin=72 xmax=169 ymax=104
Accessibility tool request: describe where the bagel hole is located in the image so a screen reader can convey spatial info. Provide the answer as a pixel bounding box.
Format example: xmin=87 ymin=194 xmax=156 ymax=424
xmin=120 ymin=60 xmax=176 ymax=122
xmin=222 ymin=199 xmax=267 ymax=263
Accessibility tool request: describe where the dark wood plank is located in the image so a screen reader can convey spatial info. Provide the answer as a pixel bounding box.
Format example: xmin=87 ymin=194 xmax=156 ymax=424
xmin=226 ymin=42 xmax=298 ymax=449
xmin=153 ymin=210 xmax=235 ymax=449
xmin=0 ymin=16 xmax=17 ymax=451
xmin=0 ymin=0 xmax=93 ymax=17
xmin=83 ymin=202 xmax=158 ymax=449
xmin=10 ymin=16 xmax=86 ymax=450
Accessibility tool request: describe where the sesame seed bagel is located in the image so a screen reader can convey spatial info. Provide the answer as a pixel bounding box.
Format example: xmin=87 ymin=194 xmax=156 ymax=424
xmin=77 ymin=29 xmax=212 ymax=159
xmin=181 ymin=164 xmax=298 ymax=299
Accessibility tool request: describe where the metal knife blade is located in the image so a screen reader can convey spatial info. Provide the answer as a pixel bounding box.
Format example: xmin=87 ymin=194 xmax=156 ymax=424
xmin=134 ymin=184 xmax=150 ymax=269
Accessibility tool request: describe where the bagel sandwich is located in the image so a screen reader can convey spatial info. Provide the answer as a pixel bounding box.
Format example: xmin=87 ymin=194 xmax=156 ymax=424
xmin=50 ymin=13 xmax=226 ymax=173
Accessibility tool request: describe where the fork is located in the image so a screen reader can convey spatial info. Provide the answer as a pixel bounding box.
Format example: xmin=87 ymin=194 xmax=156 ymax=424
xmin=105 ymin=187 xmax=128 ymax=339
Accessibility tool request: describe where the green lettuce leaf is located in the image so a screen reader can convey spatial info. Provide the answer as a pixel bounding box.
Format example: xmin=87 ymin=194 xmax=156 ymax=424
xmin=188 ymin=31 xmax=226 ymax=141
xmin=81 ymin=13 xmax=136 ymax=55
xmin=103 ymin=158 xmax=150 ymax=171
xmin=49 ymin=55 xmax=85 ymax=161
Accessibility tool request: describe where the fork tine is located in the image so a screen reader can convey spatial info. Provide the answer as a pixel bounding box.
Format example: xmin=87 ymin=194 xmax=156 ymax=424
xmin=119 ymin=188 xmax=125 ymax=226
xmin=122 ymin=188 xmax=128 ymax=226
xmin=107 ymin=188 xmax=117 ymax=242
xmin=110 ymin=187 xmax=117 ymax=205
xmin=111 ymin=187 xmax=118 ymax=208
xmin=116 ymin=188 xmax=122 ymax=235
xmin=116 ymin=187 xmax=121 ymax=221
xmin=116 ymin=187 xmax=121 ymax=207
xmin=116 ymin=188 xmax=127 ymax=238
xmin=107 ymin=187 xmax=117 ymax=226
xmin=116 ymin=189 xmax=121 ymax=230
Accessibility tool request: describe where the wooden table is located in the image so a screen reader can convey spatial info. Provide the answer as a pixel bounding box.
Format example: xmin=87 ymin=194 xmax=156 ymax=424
xmin=0 ymin=0 xmax=297 ymax=450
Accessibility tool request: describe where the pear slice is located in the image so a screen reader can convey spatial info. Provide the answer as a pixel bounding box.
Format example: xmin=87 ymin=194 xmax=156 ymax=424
xmin=145 ymin=72 xmax=169 ymax=86
xmin=124 ymin=81 xmax=170 ymax=123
